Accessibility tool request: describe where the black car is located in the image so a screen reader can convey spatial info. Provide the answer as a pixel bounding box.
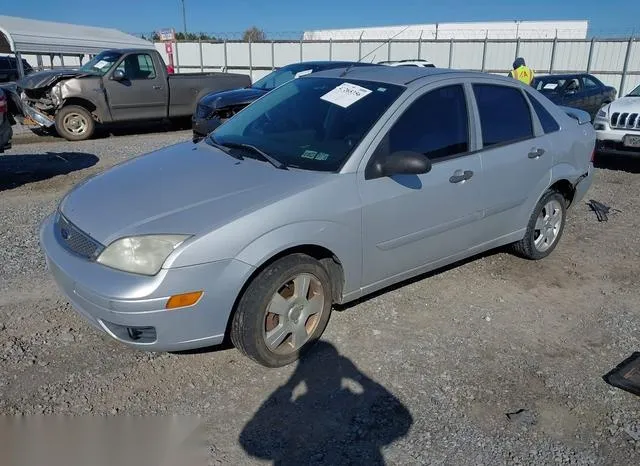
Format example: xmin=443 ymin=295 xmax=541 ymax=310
xmin=532 ymin=73 xmax=617 ymax=120
xmin=192 ymin=60 xmax=378 ymax=140
xmin=0 ymin=55 xmax=34 ymax=83
xmin=0 ymin=87 xmax=13 ymax=152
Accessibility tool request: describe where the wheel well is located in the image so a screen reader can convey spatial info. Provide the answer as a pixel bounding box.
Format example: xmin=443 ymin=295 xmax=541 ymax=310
xmin=222 ymin=245 xmax=345 ymax=346
xmin=550 ymin=179 xmax=575 ymax=206
xmin=62 ymin=98 xmax=98 ymax=119
xmin=255 ymin=245 xmax=345 ymax=304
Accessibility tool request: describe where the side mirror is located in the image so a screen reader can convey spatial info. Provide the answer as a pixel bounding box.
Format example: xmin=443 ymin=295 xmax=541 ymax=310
xmin=368 ymin=151 xmax=432 ymax=179
xmin=112 ymin=69 xmax=126 ymax=81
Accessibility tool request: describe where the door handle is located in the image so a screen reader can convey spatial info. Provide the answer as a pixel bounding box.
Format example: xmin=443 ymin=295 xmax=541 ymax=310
xmin=528 ymin=148 xmax=545 ymax=159
xmin=153 ymin=85 xmax=162 ymax=90
xmin=449 ymin=170 xmax=474 ymax=184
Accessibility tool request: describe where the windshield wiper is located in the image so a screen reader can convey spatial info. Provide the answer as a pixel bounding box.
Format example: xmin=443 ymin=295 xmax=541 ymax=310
xmin=207 ymin=135 xmax=244 ymax=161
xmin=219 ymin=142 xmax=287 ymax=170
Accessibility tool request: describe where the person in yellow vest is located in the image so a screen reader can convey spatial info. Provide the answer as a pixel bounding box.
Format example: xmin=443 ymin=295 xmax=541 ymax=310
xmin=508 ymin=57 xmax=535 ymax=85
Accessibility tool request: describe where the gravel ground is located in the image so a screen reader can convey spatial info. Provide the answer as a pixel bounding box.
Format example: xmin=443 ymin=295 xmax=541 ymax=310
xmin=1 ymin=125 xmax=639 ymax=465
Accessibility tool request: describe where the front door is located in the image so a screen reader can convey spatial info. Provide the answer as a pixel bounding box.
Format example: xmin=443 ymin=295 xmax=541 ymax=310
xmin=358 ymin=83 xmax=486 ymax=290
xmin=469 ymin=82 xmax=554 ymax=240
xmin=104 ymin=52 xmax=168 ymax=121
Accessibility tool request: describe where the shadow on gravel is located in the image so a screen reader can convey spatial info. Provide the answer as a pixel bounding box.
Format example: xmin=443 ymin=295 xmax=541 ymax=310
xmin=594 ymin=153 xmax=640 ymax=174
xmin=239 ymin=341 xmax=413 ymax=465
xmin=0 ymin=152 xmax=99 ymax=191
xmin=337 ymin=248 xmax=504 ymax=312
xmin=92 ymin=118 xmax=192 ymax=140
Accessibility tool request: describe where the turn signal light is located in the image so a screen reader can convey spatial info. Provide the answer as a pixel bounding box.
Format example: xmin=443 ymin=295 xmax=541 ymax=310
xmin=166 ymin=291 xmax=203 ymax=310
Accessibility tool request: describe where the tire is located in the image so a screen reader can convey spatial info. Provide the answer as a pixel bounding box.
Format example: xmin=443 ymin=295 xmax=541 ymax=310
xmin=55 ymin=105 xmax=95 ymax=141
xmin=230 ymin=254 xmax=334 ymax=368
xmin=512 ymin=190 xmax=567 ymax=260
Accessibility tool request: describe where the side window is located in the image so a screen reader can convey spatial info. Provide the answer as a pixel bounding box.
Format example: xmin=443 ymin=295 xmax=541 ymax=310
xmin=473 ymin=84 xmax=533 ymax=147
xmin=527 ymin=93 xmax=560 ymax=134
xmin=378 ymin=84 xmax=469 ymax=162
xmin=116 ymin=54 xmax=156 ymax=80
xmin=137 ymin=54 xmax=156 ymax=79
xmin=583 ymin=76 xmax=599 ymax=89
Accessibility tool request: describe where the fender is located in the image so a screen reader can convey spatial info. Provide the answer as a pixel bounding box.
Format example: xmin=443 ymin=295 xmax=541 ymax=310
xmin=59 ymin=78 xmax=112 ymax=123
xmin=234 ymin=220 xmax=362 ymax=298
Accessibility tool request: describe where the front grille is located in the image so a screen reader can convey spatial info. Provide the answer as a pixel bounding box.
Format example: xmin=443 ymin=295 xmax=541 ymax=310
xmin=55 ymin=213 xmax=104 ymax=260
xmin=610 ymin=112 xmax=640 ymax=130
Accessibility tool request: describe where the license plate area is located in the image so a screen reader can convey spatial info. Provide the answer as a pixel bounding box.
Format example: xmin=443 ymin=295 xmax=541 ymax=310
xmin=623 ymin=134 xmax=640 ymax=148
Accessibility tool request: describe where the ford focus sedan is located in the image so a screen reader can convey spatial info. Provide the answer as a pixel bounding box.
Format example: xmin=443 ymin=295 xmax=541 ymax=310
xmin=40 ymin=66 xmax=595 ymax=367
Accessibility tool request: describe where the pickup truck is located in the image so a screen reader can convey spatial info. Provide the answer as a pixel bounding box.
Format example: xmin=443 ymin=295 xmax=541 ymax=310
xmin=12 ymin=48 xmax=251 ymax=141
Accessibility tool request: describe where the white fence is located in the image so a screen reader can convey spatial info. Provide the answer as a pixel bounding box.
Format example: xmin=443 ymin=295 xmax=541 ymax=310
xmin=155 ymin=37 xmax=640 ymax=95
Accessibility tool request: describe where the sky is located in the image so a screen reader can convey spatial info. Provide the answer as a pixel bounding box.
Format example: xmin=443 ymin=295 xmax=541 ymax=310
xmin=3 ymin=0 xmax=638 ymax=37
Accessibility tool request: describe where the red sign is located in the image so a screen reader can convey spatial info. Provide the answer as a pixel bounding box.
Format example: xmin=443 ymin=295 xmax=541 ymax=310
xmin=165 ymin=42 xmax=173 ymax=54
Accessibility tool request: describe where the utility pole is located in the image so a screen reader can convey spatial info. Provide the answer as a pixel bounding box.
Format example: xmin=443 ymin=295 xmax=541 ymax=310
xmin=181 ymin=0 xmax=187 ymax=33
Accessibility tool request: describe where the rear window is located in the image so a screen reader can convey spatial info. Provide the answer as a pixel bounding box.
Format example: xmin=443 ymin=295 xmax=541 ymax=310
xmin=473 ymin=84 xmax=534 ymax=147
xmin=527 ymin=93 xmax=560 ymax=134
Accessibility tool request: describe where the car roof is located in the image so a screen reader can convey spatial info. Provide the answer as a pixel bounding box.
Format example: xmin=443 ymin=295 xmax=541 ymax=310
xmin=307 ymin=65 xmax=510 ymax=87
xmin=535 ymin=73 xmax=590 ymax=80
xmin=282 ymin=60 xmax=373 ymax=68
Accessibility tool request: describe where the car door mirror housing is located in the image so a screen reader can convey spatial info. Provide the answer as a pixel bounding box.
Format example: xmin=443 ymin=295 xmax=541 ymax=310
xmin=368 ymin=151 xmax=432 ymax=179
xmin=112 ymin=70 xmax=126 ymax=81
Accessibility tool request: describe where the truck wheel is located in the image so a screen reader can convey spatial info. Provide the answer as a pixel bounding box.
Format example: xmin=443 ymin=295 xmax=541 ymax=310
xmin=230 ymin=254 xmax=333 ymax=368
xmin=512 ymin=190 xmax=566 ymax=260
xmin=55 ymin=106 xmax=95 ymax=141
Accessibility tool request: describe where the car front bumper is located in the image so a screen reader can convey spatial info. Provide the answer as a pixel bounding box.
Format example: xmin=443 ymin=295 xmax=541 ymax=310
xmin=39 ymin=214 xmax=255 ymax=352
xmin=594 ymin=120 xmax=640 ymax=155
xmin=191 ymin=113 xmax=223 ymax=141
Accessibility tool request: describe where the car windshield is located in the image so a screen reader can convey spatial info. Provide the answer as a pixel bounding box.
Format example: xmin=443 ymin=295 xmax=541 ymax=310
xmin=252 ymin=64 xmax=321 ymax=91
xmin=628 ymin=85 xmax=640 ymax=97
xmin=535 ymin=78 xmax=566 ymax=93
xmin=209 ymin=76 xmax=404 ymax=172
xmin=79 ymin=51 xmax=122 ymax=76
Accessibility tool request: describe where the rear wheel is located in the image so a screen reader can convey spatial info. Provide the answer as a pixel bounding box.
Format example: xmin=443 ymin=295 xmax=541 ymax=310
xmin=230 ymin=254 xmax=333 ymax=367
xmin=512 ymin=190 xmax=566 ymax=260
xmin=55 ymin=105 xmax=95 ymax=141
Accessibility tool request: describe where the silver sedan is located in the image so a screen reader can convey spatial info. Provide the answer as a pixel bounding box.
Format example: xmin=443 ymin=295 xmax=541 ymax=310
xmin=40 ymin=66 xmax=595 ymax=367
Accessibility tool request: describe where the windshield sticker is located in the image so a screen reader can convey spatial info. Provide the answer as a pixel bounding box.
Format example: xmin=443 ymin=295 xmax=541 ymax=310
xmin=320 ymin=83 xmax=372 ymax=108
xmin=543 ymin=83 xmax=558 ymax=90
xmin=94 ymin=60 xmax=111 ymax=69
xmin=295 ymin=69 xmax=313 ymax=78
xmin=377 ymin=87 xmax=387 ymax=92
xmin=301 ymin=150 xmax=318 ymax=159
xmin=315 ymin=152 xmax=329 ymax=161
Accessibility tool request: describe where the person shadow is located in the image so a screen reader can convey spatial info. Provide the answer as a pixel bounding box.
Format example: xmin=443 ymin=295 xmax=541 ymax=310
xmin=239 ymin=341 xmax=414 ymax=465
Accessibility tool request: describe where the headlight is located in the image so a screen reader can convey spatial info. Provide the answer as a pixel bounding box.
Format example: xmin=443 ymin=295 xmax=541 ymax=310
xmin=50 ymin=84 xmax=62 ymax=107
xmin=597 ymin=105 xmax=609 ymax=119
xmin=97 ymin=235 xmax=190 ymax=275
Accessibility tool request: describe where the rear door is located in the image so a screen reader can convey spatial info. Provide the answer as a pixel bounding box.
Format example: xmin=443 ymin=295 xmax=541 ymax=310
xmin=561 ymin=77 xmax=585 ymax=110
xmin=470 ymin=81 xmax=554 ymax=241
xmin=358 ymin=81 xmax=485 ymax=289
xmin=103 ymin=52 xmax=168 ymax=121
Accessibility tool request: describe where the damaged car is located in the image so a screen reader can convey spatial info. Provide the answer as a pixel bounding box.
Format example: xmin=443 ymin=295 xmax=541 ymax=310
xmin=13 ymin=48 xmax=251 ymax=141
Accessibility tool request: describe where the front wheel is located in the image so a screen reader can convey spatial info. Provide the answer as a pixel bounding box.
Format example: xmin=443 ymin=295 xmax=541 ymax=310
xmin=55 ymin=105 xmax=95 ymax=141
xmin=230 ymin=254 xmax=333 ymax=367
xmin=512 ymin=190 xmax=566 ymax=260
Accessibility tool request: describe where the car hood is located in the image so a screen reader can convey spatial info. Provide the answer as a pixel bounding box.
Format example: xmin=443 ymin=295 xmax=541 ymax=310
xmin=199 ymin=87 xmax=268 ymax=109
xmin=608 ymin=96 xmax=640 ymax=113
xmin=18 ymin=69 xmax=94 ymax=90
xmin=60 ymin=141 xmax=327 ymax=246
